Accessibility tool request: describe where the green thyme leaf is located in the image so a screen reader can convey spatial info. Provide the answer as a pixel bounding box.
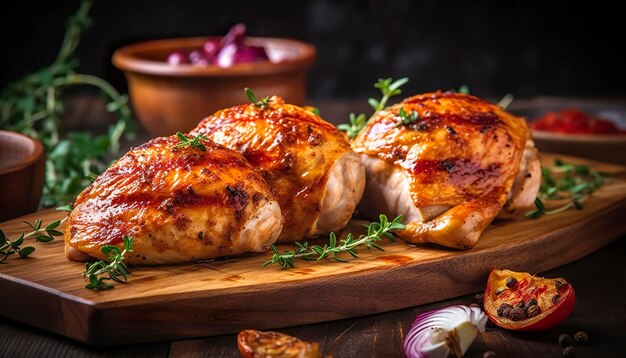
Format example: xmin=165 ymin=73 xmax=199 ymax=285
xmin=244 ymin=87 xmax=272 ymax=108
xmin=338 ymin=77 xmax=410 ymax=139
xmin=56 ymin=205 xmax=72 ymax=212
xmin=308 ymin=107 xmax=320 ymax=116
xmin=458 ymin=85 xmax=470 ymax=95
xmin=397 ymin=107 xmax=419 ymax=126
xmin=173 ymin=132 xmax=207 ymax=152
xmin=18 ymin=247 xmax=36 ymax=258
xmin=338 ymin=113 xmax=367 ymax=139
xmin=83 ymin=236 xmax=134 ymax=290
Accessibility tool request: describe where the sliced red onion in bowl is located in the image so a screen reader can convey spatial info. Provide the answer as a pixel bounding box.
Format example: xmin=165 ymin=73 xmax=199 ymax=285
xmin=167 ymin=51 xmax=189 ymax=65
xmin=216 ymin=43 xmax=269 ymax=67
xmin=220 ymin=22 xmax=246 ymax=47
xmin=403 ymin=305 xmax=487 ymax=358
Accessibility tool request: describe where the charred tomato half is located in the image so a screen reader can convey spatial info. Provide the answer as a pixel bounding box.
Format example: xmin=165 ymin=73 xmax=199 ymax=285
xmin=484 ymin=268 xmax=575 ymax=331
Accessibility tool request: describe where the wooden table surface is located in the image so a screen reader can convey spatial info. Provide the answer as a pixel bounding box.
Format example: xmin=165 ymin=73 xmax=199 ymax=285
xmin=2 ymin=236 xmax=625 ymax=357
xmin=2 ymin=96 xmax=626 ymax=357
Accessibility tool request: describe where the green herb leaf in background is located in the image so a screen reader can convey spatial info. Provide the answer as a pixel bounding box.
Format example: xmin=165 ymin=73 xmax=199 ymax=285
xmin=0 ymin=0 xmax=135 ymax=207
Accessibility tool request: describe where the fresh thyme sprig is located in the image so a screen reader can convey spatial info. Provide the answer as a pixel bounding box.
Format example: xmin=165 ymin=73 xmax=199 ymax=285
xmin=525 ymin=159 xmax=609 ymax=219
xmin=0 ymin=0 xmax=135 ymax=207
xmin=83 ymin=236 xmax=134 ymax=290
xmin=338 ymin=77 xmax=409 ymax=139
xmin=0 ymin=206 xmax=72 ymax=262
xmin=0 ymin=233 xmax=34 ymax=262
xmin=338 ymin=113 xmax=367 ymax=139
xmin=173 ymin=132 xmax=207 ymax=151
xmin=245 ymin=87 xmax=272 ymax=108
xmin=369 ymin=77 xmax=409 ymax=112
xmin=263 ymin=215 xmax=405 ymax=269
xmin=397 ymin=107 xmax=419 ymax=127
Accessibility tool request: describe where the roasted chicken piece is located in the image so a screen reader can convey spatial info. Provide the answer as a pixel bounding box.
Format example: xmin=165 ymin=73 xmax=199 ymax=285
xmin=352 ymin=91 xmax=541 ymax=249
xmin=191 ymin=96 xmax=365 ymax=242
xmin=65 ymin=135 xmax=282 ymax=265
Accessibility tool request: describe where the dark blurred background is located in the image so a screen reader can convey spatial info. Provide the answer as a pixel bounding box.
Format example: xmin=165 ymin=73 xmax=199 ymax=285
xmin=1 ymin=0 xmax=625 ymax=100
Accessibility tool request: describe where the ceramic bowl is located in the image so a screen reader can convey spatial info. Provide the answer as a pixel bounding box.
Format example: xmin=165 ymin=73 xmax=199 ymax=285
xmin=112 ymin=36 xmax=316 ymax=137
xmin=509 ymin=100 xmax=626 ymax=166
xmin=0 ymin=131 xmax=45 ymax=222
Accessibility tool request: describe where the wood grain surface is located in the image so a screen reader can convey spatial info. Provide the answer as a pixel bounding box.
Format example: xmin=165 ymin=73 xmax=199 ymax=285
xmin=1 ymin=153 xmax=625 ymax=346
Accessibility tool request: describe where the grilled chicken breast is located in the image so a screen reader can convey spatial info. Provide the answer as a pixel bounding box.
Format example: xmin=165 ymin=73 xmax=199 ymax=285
xmin=191 ymin=96 xmax=365 ymax=242
xmin=352 ymin=91 xmax=540 ymax=249
xmin=65 ymin=135 xmax=282 ymax=265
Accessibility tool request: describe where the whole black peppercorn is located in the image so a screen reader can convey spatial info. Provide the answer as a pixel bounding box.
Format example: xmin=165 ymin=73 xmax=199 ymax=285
xmin=525 ymin=298 xmax=538 ymax=308
xmin=497 ymin=303 xmax=513 ymax=317
xmin=509 ymin=307 xmax=527 ymax=321
xmin=555 ymin=280 xmax=565 ymax=290
xmin=562 ymin=346 xmax=575 ymax=357
xmin=553 ymin=294 xmax=561 ymax=304
xmin=516 ymin=301 xmax=525 ymax=309
xmin=574 ymin=331 xmax=588 ymax=345
xmin=559 ymin=333 xmax=574 ymax=348
xmin=483 ymin=351 xmax=496 ymax=358
xmin=505 ymin=276 xmax=518 ymax=288
xmin=526 ymin=304 xmax=541 ymax=318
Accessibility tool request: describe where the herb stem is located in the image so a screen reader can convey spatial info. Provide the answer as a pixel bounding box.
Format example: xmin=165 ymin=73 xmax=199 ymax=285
xmin=54 ymin=74 xmax=130 ymax=116
xmin=83 ymin=236 xmax=134 ymax=290
xmin=544 ymin=196 xmax=588 ymax=216
xmin=0 ymin=206 xmax=71 ymax=262
xmin=525 ymin=159 xmax=607 ymax=219
xmin=339 ymin=77 xmax=409 ymax=139
xmin=54 ymin=0 xmax=94 ymax=64
xmin=295 ymin=234 xmax=377 ymax=261
xmin=263 ymin=215 xmax=405 ymax=268
xmin=0 ymin=0 xmax=135 ymax=207
xmin=22 ymin=216 xmax=69 ymax=240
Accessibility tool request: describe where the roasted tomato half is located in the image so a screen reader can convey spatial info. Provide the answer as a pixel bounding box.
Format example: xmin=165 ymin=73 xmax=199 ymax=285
xmin=484 ymin=268 xmax=575 ymax=331
xmin=237 ymin=329 xmax=321 ymax=358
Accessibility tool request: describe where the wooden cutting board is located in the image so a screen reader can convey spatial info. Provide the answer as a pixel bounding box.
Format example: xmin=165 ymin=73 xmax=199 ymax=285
xmin=1 ymin=153 xmax=625 ymax=345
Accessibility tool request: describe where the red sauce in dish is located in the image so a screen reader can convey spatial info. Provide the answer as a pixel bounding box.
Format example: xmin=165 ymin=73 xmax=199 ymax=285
xmin=531 ymin=108 xmax=626 ymax=135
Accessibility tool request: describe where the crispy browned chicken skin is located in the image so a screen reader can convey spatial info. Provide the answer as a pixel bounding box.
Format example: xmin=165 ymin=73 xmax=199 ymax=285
xmin=192 ymin=96 xmax=365 ymax=242
xmin=65 ymin=135 xmax=282 ymax=265
xmin=352 ymin=91 xmax=540 ymax=249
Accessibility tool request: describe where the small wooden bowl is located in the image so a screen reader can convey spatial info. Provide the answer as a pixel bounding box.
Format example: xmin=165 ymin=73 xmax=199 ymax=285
xmin=510 ymin=101 xmax=626 ymax=165
xmin=0 ymin=131 xmax=45 ymax=222
xmin=113 ymin=37 xmax=317 ymax=137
